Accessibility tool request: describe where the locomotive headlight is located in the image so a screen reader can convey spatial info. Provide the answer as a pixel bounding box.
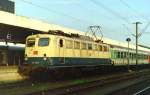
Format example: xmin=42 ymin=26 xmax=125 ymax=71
xmin=25 ymin=54 xmax=28 ymax=61
xmin=43 ymin=53 xmax=47 ymax=60
xmin=43 ymin=57 xmax=47 ymax=60
xmin=25 ymin=57 xmax=28 ymax=61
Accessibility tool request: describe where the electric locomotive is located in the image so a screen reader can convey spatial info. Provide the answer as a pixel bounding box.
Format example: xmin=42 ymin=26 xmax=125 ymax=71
xmin=20 ymin=30 xmax=112 ymax=75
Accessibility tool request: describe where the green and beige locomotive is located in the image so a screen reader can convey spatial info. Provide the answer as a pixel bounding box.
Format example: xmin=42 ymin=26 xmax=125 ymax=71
xmin=21 ymin=30 xmax=150 ymax=75
xmin=24 ymin=31 xmax=111 ymax=68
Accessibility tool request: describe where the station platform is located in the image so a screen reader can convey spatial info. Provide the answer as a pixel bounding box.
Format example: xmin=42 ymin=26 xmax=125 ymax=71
xmin=0 ymin=66 xmax=24 ymax=83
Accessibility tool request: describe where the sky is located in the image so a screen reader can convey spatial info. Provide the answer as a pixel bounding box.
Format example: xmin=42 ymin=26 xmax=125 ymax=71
xmin=11 ymin=0 xmax=150 ymax=46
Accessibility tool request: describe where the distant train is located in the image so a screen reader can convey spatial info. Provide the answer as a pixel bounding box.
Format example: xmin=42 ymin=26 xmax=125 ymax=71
xmin=19 ymin=30 xmax=150 ymax=75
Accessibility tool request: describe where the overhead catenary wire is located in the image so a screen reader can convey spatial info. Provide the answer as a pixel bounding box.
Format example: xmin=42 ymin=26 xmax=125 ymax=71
xmin=122 ymin=24 xmax=133 ymax=36
xmin=120 ymin=0 xmax=150 ymax=36
xmin=12 ymin=0 xmax=150 ymax=46
xmin=89 ymin=0 xmax=135 ymax=39
xmin=120 ymin=0 xmax=149 ymax=21
xmin=141 ymin=22 xmax=150 ymax=33
xmin=14 ymin=0 xmax=95 ymax=26
xmin=76 ymin=3 xmax=114 ymax=22
xmin=90 ymin=0 xmax=131 ymax=24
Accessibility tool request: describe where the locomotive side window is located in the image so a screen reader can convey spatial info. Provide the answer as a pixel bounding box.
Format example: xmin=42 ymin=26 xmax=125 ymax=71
xmin=94 ymin=44 xmax=98 ymax=51
xmin=103 ymin=46 xmax=107 ymax=52
xmin=74 ymin=41 xmax=80 ymax=49
xmin=38 ymin=38 xmax=49 ymax=46
xmin=98 ymin=45 xmax=103 ymax=51
xmin=81 ymin=43 xmax=87 ymax=49
xmin=88 ymin=43 xmax=92 ymax=50
xmin=66 ymin=40 xmax=73 ymax=48
xmin=59 ymin=39 xmax=63 ymax=47
xmin=27 ymin=38 xmax=35 ymax=47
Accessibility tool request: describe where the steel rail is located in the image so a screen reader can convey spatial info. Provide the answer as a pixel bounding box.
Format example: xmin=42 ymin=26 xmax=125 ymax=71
xmin=25 ymin=70 xmax=150 ymax=95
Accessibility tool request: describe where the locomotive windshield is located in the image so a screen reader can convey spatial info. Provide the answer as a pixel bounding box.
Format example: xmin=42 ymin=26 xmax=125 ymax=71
xmin=38 ymin=38 xmax=50 ymax=46
xmin=26 ymin=38 xmax=35 ymax=47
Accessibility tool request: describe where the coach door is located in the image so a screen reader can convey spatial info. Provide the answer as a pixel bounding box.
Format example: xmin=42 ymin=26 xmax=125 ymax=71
xmin=59 ymin=39 xmax=65 ymax=64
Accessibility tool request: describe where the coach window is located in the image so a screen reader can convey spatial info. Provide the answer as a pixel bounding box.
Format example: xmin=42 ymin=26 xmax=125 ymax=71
xmin=142 ymin=54 xmax=144 ymax=59
xmin=143 ymin=55 xmax=145 ymax=59
xmin=142 ymin=54 xmax=143 ymax=59
xmin=138 ymin=54 xmax=140 ymax=59
xmin=88 ymin=43 xmax=92 ymax=50
xmin=146 ymin=55 xmax=148 ymax=59
xmin=38 ymin=38 xmax=49 ymax=46
xmin=123 ymin=52 xmax=125 ymax=58
xmin=132 ymin=54 xmax=134 ymax=59
xmin=114 ymin=51 xmax=117 ymax=58
xmin=59 ymin=39 xmax=63 ymax=47
xmin=134 ymin=54 xmax=136 ymax=59
xmin=117 ymin=52 xmax=120 ymax=58
xmin=129 ymin=53 xmax=131 ymax=58
xmin=121 ymin=52 xmax=123 ymax=58
xmin=144 ymin=55 xmax=146 ymax=59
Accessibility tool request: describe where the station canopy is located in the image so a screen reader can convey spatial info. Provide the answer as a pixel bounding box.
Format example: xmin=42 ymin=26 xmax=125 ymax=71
xmin=0 ymin=11 xmax=85 ymax=44
xmin=0 ymin=11 xmax=149 ymax=52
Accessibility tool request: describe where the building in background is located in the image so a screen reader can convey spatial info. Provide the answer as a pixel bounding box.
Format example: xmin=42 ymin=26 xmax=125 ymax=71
xmin=0 ymin=0 xmax=23 ymax=66
xmin=0 ymin=0 xmax=15 ymax=13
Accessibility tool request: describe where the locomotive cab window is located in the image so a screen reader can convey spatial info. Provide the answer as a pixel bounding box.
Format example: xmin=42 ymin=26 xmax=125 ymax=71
xmin=38 ymin=38 xmax=49 ymax=46
xmin=27 ymin=38 xmax=35 ymax=47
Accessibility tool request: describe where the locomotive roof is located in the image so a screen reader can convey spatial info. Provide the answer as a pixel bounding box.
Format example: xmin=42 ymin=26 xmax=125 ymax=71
xmin=27 ymin=30 xmax=150 ymax=53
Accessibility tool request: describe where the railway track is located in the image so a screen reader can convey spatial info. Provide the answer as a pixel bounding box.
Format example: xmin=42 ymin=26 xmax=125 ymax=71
xmin=0 ymin=80 xmax=33 ymax=90
xmin=24 ymin=69 xmax=150 ymax=95
xmin=0 ymin=69 xmax=150 ymax=95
